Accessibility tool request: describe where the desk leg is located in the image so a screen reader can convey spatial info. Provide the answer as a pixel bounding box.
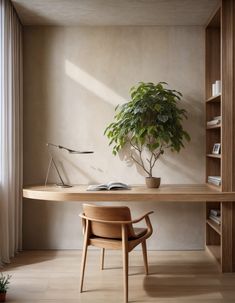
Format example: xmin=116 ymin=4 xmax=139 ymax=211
xmin=221 ymin=202 xmax=235 ymax=272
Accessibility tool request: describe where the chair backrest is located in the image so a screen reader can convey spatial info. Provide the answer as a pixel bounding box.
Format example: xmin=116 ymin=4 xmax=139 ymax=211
xmin=83 ymin=204 xmax=135 ymax=239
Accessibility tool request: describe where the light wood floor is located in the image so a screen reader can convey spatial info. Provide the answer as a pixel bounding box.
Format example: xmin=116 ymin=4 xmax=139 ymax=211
xmin=2 ymin=249 xmax=235 ymax=302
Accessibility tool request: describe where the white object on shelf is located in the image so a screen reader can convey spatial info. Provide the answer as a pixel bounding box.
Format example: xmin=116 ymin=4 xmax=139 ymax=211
xmin=208 ymin=176 xmax=221 ymax=186
xmin=210 ymin=209 xmax=221 ymax=217
xmin=211 ymin=80 xmax=221 ymax=96
xmin=207 ymin=119 xmax=221 ymax=126
xmin=215 ymin=80 xmax=221 ymax=95
xmin=212 ymin=83 xmax=217 ymax=96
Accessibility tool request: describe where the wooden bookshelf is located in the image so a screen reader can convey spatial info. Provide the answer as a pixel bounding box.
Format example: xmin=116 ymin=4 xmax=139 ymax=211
xmin=205 ymin=0 xmax=235 ymax=273
xmin=205 ymin=4 xmax=222 ymax=268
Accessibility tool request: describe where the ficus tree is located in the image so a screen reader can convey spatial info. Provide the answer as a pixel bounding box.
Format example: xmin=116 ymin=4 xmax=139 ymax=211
xmin=104 ymin=82 xmax=190 ymax=177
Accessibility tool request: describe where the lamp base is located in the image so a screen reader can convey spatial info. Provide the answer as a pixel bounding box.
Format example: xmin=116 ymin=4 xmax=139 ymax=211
xmin=56 ymin=183 xmax=73 ymax=188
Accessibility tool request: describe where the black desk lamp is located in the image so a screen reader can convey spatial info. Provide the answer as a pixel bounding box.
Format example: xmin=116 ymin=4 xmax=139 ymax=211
xmin=45 ymin=143 xmax=94 ymax=188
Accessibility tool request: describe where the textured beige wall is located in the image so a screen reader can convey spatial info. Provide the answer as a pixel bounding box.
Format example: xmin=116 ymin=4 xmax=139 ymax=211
xmin=23 ymin=26 xmax=205 ymax=250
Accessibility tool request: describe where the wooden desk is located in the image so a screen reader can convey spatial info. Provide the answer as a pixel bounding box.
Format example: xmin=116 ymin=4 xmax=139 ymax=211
xmin=23 ymin=183 xmax=235 ymax=273
xmin=23 ymin=184 xmax=235 ymax=202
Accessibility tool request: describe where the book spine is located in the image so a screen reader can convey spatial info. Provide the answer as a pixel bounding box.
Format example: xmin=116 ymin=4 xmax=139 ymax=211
xmin=208 ymin=177 xmax=221 ymax=180
xmin=213 ymin=115 xmax=221 ymax=120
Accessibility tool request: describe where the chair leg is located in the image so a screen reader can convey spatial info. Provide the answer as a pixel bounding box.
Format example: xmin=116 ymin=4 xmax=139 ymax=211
xmin=80 ymin=220 xmax=90 ymax=293
xmin=122 ymin=225 xmax=129 ymax=303
xmin=100 ymin=248 xmax=105 ymax=270
xmin=141 ymin=240 xmax=149 ymax=275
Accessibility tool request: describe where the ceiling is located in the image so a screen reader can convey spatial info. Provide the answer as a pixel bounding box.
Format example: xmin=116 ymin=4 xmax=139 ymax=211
xmin=12 ymin=0 xmax=220 ymax=26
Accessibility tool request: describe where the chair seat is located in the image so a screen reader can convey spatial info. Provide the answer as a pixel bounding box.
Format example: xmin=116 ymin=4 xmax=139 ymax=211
xmin=132 ymin=227 xmax=148 ymax=239
xmin=89 ymin=226 xmax=149 ymax=251
xmin=90 ymin=227 xmax=148 ymax=240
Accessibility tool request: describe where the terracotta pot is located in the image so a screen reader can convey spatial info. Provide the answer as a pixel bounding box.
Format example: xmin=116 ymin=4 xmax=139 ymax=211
xmin=145 ymin=177 xmax=161 ymax=188
xmin=0 ymin=292 xmax=6 ymax=302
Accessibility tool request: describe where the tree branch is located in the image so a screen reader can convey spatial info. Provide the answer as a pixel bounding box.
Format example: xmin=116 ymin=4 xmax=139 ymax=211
xmin=129 ymin=140 xmax=141 ymax=153
xmin=151 ymin=146 xmax=163 ymax=170
xmin=131 ymin=153 xmax=151 ymax=176
xmin=138 ymin=149 xmax=150 ymax=176
xmin=148 ymin=152 xmax=154 ymax=176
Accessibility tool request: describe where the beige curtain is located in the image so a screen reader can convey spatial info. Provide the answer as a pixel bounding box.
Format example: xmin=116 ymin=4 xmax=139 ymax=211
xmin=0 ymin=0 xmax=23 ymax=265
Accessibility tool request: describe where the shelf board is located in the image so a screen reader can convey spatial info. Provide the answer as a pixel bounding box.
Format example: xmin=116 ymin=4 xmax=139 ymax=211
xmin=207 ymin=154 xmax=221 ymax=159
xmin=206 ymin=94 xmax=221 ymax=103
xmin=207 ymin=219 xmax=221 ymax=235
xmin=207 ymin=182 xmax=222 ymax=190
xmin=206 ymin=124 xmax=221 ymax=129
xmin=206 ymin=245 xmax=221 ymax=264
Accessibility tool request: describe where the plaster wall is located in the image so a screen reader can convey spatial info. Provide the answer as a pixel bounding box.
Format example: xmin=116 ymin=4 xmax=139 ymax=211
xmin=23 ymin=26 xmax=205 ymax=249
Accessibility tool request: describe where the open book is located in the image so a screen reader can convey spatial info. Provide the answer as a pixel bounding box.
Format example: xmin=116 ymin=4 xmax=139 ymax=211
xmin=87 ymin=182 xmax=130 ymax=191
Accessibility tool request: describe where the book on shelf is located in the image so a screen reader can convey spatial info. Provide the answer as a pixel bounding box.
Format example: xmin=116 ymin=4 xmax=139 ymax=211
xmin=207 ymin=119 xmax=221 ymax=126
xmin=87 ymin=182 xmax=130 ymax=191
xmin=210 ymin=209 xmax=220 ymax=217
xmin=208 ymin=180 xmax=221 ymax=186
xmin=208 ymin=176 xmax=221 ymax=181
xmin=209 ymin=214 xmax=221 ymax=225
xmin=213 ymin=115 xmax=221 ymax=121
xmin=208 ymin=176 xmax=221 ymax=186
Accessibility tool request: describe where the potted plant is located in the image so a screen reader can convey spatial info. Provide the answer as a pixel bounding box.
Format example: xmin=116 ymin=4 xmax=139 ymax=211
xmin=0 ymin=273 xmax=11 ymax=302
xmin=104 ymin=82 xmax=190 ymax=188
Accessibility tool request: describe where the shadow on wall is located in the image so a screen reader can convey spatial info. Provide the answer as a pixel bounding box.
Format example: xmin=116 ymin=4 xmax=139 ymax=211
xmin=46 ymin=147 xmax=97 ymax=185
xmin=65 ymin=59 xmax=125 ymax=107
xmin=64 ymin=58 xmax=204 ymax=183
xmin=23 ymin=26 xmax=205 ymax=185
xmin=22 ymin=27 xmax=206 ymax=251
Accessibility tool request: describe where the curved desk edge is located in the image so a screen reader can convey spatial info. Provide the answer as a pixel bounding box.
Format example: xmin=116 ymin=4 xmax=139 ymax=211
xmin=23 ymin=184 xmax=235 ymax=202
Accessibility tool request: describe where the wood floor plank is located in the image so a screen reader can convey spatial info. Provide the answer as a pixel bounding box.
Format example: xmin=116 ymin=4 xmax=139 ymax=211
xmin=2 ymin=250 xmax=235 ymax=302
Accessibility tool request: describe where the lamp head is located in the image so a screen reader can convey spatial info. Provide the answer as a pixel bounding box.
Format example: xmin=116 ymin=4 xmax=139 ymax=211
xmin=68 ymin=150 xmax=94 ymax=154
xmin=46 ymin=143 xmax=94 ymax=154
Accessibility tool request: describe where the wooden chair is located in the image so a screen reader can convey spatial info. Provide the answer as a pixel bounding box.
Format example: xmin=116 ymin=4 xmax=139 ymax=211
xmin=79 ymin=204 xmax=153 ymax=303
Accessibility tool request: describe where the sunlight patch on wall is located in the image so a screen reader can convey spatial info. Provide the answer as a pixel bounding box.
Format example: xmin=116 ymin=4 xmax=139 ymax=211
xmin=65 ymin=60 xmax=124 ymax=106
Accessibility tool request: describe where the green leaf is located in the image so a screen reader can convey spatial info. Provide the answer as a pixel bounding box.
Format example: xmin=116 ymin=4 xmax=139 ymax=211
xmin=154 ymin=104 xmax=162 ymax=111
xmin=158 ymin=115 xmax=169 ymax=123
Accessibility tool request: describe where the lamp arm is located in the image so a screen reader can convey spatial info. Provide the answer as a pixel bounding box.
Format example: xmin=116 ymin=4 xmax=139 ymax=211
xmin=51 ymin=157 xmax=66 ymax=186
xmin=45 ymin=157 xmax=53 ymax=186
xmin=44 ymin=152 xmax=67 ymax=187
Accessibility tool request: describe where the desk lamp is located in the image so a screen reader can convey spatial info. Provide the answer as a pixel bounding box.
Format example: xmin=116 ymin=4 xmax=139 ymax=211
xmin=45 ymin=143 xmax=94 ymax=188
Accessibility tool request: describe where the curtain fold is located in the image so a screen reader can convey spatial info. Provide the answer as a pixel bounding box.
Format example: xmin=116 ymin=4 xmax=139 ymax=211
xmin=0 ymin=0 xmax=23 ymax=265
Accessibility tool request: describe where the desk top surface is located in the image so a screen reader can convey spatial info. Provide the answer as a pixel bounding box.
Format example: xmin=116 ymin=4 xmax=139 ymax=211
xmin=23 ymin=184 xmax=235 ymax=202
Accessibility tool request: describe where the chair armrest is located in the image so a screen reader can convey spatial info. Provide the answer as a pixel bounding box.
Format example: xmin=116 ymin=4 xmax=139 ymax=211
xmin=79 ymin=211 xmax=154 ymax=225
xmin=131 ymin=211 xmax=154 ymax=224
